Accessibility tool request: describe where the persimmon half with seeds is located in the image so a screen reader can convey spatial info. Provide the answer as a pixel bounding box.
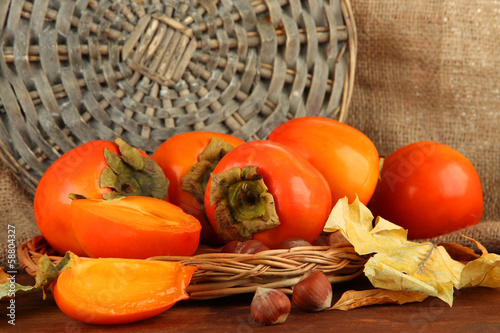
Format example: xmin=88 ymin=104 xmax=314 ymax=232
xmin=70 ymin=196 xmax=201 ymax=259
xmin=37 ymin=253 xmax=197 ymax=325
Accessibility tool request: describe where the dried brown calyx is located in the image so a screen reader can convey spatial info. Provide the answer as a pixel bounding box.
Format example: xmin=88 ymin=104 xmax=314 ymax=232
xmin=100 ymin=138 xmax=169 ymax=200
xmin=181 ymin=137 xmax=236 ymax=203
xmin=209 ymin=166 xmax=280 ymax=242
xmin=35 ymin=252 xmax=73 ymax=299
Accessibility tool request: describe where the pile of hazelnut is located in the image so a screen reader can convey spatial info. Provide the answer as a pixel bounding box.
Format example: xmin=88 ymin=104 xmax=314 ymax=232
xmin=220 ymin=232 xmax=349 ymax=325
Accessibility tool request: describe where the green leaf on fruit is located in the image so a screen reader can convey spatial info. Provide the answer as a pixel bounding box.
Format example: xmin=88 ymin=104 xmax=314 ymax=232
xmin=0 ymin=267 xmax=40 ymax=300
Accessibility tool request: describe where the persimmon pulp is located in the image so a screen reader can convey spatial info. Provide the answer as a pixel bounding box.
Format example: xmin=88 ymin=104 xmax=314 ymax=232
xmin=71 ymin=196 xmax=201 ymax=259
xmin=51 ymin=255 xmax=196 ymax=325
xmin=34 ymin=139 xmax=167 ymax=257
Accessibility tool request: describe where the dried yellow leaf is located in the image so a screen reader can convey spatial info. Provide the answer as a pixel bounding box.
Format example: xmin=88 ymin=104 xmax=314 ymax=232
xmin=330 ymin=289 xmax=428 ymax=311
xmin=458 ymin=237 xmax=500 ymax=289
xmin=324 ymin=197 xmax=464 ymax=306
xmin=460 ymin=254 xmax=500 ymax=288
xmin=0 ymin=267 xmax=39 ymax=300
xmin=438 ymin=242 xmax=480 ymax=263
xmin=364 ymin=244 xmax=463 ymax=306
xmin=324 ymin=198 xmax=500 ymax=308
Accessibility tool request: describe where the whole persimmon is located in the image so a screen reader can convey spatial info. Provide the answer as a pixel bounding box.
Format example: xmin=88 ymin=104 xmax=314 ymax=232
xmin=204 ymin=140 xmax=332 ymax=248
xmin=368 ymin=141 xmax=483 ymax=239
xmin=152 ymin=132 xmax=244 ymax=243
xmin=268 ymin=116 xmax=380 ymax=205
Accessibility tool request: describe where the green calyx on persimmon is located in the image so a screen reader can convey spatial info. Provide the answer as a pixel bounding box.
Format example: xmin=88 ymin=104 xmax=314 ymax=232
xmin=181 ymin=137 xmax=237 ymax=203
xmin=209 ymin=166 xmax=280 ymax=242
xmin=35 ymin=252 xmax=73 ymax=299
xmin=100 ymin=138 xmax=169 ymax=200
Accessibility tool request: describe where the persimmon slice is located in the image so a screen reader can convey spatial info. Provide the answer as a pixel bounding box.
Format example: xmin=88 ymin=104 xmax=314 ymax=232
xmin=51 ymin=254 xmax=196 ymax=324
xmin=71 ymin=196 xmax=201 ymax=259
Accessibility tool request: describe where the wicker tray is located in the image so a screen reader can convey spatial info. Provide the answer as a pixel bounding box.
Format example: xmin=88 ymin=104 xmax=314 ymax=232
xmin=0 ymin=0 xmax=357 ymax=194
xmin=18 ymin=235 xmax=367 ymax=300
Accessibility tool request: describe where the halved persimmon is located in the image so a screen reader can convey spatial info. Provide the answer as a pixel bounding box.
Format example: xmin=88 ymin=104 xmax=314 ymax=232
xmin=47 ymin=253 xmax=196 ymax=325
xmin=34 ymin=138 xmax=168 ymax=257
xmin=70 ymin=196 xmax=201 ymax=259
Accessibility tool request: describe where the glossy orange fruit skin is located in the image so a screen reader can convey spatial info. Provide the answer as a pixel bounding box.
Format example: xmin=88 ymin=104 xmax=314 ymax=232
xmin=204 ymin=140 xmax=333 ymax=248
xmin=152 ymin=132 xmax=244 ymax=243
xmin=267 ymin=116 xmax=380 ymax=205
xmin=368 ymin=141 xmax=484 ymax=239
xmin=34 ymin=140 xmax=120 ymax=256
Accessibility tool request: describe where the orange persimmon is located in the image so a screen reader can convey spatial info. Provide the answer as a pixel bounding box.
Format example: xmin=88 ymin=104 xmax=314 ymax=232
xmin=368 ymin=141 xmax=483 ymax=239
xmin=34 ymin=138 xmax=168 ymax=256
xmin=267 ymin=117 xmax=380 ymax=205
xmin=71 ymin=196 xmax=201 ymax=259
xmin=204 ymin=140 xmax=332 ymax=248
xmin=152 ymin=131 xmax=244 ymax=243
xmin=48 ymin=253 xmax=196 ymax=325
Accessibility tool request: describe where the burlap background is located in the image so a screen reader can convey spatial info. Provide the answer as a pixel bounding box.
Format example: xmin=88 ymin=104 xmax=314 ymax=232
xmin=345 ymin=0 xmax=499 ymax=251
xmin=1 ymin=0 xmax=499 ymax=268
xmin=0 ymin=159 xmax=39 ymax=269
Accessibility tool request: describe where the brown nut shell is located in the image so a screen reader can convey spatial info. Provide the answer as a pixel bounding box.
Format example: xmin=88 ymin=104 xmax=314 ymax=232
xmin=220 ymin=240 xmax=242 ymax=253
xmin=327 ymin=231 xmax=350 ymax=246
xmin=234 ymin=239 xmax=270 ymax=254
xmin=250 ymin=287 xmax=291 ymax=325
xmin=312 ymin=233 xmax=329 ymax=246
xmin=292 ymin=269 xmax=333 ymax=312
xmin=277 ymin=238 xmax=312 ymax=249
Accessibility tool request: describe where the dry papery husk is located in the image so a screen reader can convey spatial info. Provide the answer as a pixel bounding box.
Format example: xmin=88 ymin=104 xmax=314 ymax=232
xmin=18 ymin=236 xmax=367 ymax=300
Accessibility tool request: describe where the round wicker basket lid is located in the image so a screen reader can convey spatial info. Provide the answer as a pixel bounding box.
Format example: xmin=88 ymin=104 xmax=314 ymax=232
xmin=0 ymin=0 xmax=357 ymax=194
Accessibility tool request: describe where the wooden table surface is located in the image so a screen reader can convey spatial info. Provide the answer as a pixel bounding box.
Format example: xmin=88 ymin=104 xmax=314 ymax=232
xmin=5 ymin=272 xmax=500 ymax=332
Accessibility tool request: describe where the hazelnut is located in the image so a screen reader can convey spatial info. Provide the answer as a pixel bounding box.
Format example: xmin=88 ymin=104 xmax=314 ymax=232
xmin=312 ymin=233 xmax=329 ymax=246
xmin=235 ymin=240 xmax=270 ymax=254
xmin=277 ymin=238 xmax=312 ymax=249
xmin=220 ymin=240 xmax=270 ymax=254
xmin=292 ymin=269 xmax=332 ymax=312
xmin=220 ymin=240 xmax=241 ymax=253
xmin=250 ymin=287 xmax=291 ymax=325
xmin=327 ymin=231 xmax=350 ymax=246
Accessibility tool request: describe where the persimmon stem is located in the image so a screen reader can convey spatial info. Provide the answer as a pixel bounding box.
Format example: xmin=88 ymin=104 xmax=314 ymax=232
xmin=209 ymin=166 xmax=280 ymax=242
xmin=240 ymin=183 xmax=258 ymax=205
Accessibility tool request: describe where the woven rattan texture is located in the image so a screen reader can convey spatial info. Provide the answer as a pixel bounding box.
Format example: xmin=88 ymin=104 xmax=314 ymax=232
xmin=18 ymin=236 xmax=367 ymax=300
xmin=0 ymin=0 xmax=356 ymax=194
